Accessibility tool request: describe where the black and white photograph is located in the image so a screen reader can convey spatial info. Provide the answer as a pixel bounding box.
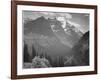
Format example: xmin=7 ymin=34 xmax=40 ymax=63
xmin=23 ymin=11 xmax=90 ymax=68
xmin=11 ymin=1 xmax=97 ymax=79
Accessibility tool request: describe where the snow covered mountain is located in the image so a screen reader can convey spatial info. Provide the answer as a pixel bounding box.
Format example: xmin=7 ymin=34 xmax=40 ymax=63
xmin=48 ymin=17 xmax=83 ymax=47
xmin=24 ymin=16 xmax=83 ymax=57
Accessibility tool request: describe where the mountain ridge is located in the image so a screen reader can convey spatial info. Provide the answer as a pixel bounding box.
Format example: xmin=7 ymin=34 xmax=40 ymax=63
xmin=24 ymin=16 xmax=83 ymax=47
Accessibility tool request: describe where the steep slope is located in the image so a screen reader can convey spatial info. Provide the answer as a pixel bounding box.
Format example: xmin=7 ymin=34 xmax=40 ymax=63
xmin=64 ymin=20 xmax=83 ymax=45
xmin=71 ymin=31 xmax=89 ymax=66
xmin=24 ymin=16 xmax=54 ymax=37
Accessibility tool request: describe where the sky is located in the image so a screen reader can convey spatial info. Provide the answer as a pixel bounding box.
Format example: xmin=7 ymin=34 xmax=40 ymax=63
xmin=23 ymin=10 xmax=89 ymax=33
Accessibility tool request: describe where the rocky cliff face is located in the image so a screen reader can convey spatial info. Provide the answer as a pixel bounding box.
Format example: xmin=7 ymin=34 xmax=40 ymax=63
xmin=71 ymin=31 xmax=89 ymax=66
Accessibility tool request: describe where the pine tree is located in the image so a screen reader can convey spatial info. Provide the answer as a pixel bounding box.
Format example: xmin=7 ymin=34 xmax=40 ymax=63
xmin=24 ymin=43 xmax=29 ymax=62
xmin=32 ymin=45 xmax=36 ymax=59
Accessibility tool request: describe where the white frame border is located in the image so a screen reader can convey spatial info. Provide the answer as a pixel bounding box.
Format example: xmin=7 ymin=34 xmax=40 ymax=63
xmin=17 ymin=5 xmax=95 ymax=75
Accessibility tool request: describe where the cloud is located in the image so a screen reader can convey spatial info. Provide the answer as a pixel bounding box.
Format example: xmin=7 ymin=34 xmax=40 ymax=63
xmin=56 ymin=17 xmax=67 ymax=29
xmin=23 ymin=11 xmax=72 ymax=25
xmin=57 ymin=17 xmax=65 ymax=21
xmin=40 ymin=12 xmax=55 ymax=16
xmin=30 ymin=11 xmax=72 ymax=20
xmin=58 ymin=13 xmax=72 ymax=19
xmin=67 ymin=20 xmax=80 ymax=28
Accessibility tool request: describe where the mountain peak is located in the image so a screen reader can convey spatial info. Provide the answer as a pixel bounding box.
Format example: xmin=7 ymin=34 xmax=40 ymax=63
xmin=65 ymin=20 xmax=83 ymax=36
